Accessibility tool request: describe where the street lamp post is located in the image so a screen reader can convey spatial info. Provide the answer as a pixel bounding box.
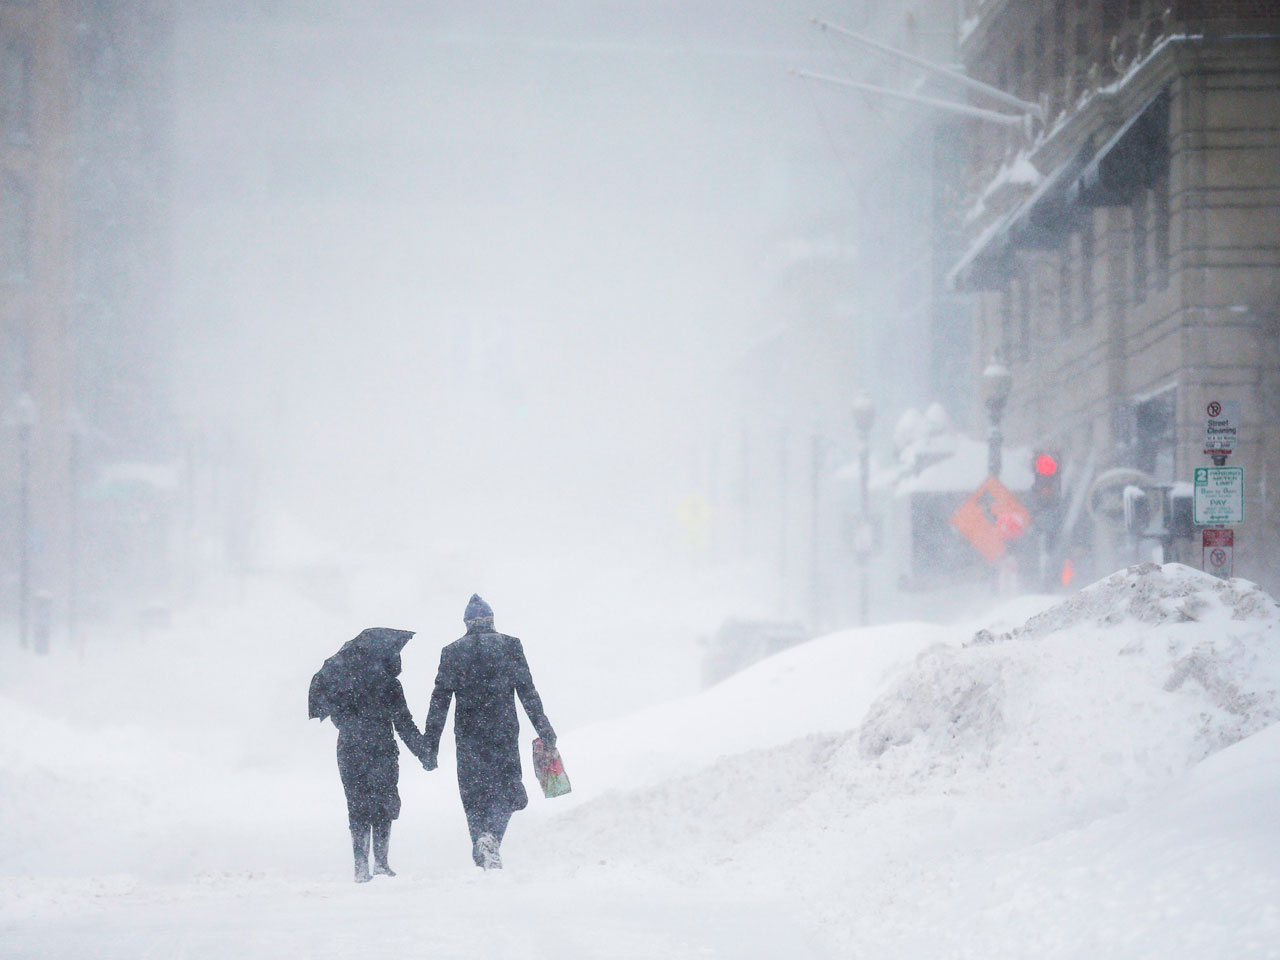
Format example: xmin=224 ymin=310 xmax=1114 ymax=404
xmin=13 ymin=393 xmax=36 ymax=649
xmin=852 ymin=394 xmax=876 ymax=625
xmin=982 ymin=360 xmax=1013 ymax=479
xmin=67 ymin=408 xmax=87 ymax=654
xmin=809 ymin=432 xmax=823 ymax=631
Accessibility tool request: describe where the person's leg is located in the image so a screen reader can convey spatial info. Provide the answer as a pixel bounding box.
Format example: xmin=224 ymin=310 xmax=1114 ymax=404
xmin=371 ymin=821 xmax=394 ymax=876
xmin=459 ymin=766 xmax=488 ymax=866
xmin=487 ymin=807 xmax=512 ymax=848
xmin=472 ymin=799 xmax=510 ymax=870
xmin=349 ymin=817 xmax=372 ymax=883
xmin=466 ymin=804 xmax=488 ymax=867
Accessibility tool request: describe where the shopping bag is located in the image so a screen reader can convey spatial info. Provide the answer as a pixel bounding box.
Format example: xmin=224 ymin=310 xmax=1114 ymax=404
xmin=531 ymin=737 xmax=572 ymax=798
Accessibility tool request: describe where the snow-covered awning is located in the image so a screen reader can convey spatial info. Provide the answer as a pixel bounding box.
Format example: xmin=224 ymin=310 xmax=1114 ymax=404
xmin=1068 ymin=90 xmax=1169 ymax=207
xmin=948 ymin=152 xmax=1085 ymax=290
xmin=949 ymin=87 xmax=1170 ymax=292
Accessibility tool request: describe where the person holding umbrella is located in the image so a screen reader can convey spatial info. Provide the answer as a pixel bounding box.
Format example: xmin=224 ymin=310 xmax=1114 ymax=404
xmin=309 ymin=627 xmax=432 ymax=882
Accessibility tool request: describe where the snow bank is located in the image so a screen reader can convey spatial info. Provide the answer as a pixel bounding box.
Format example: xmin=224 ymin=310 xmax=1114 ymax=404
xmin=530 ymin=563 xmax=1280 ymax=956
xmin=554 ymin=621 xmax=954 ymax=801
xmin=973 ymin=561 xmax=1279 ymax=640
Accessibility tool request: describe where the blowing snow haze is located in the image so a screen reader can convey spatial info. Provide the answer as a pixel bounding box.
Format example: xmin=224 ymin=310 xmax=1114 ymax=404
xmin=173 ymin=1 xmax=857 ymax=556
xmin=6 ymin=2 xmax=1280 ymax=957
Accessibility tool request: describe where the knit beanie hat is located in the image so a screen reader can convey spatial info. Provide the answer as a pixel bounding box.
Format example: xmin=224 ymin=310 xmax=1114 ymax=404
xmin=464 ymin=593 xmax=494 ymax=624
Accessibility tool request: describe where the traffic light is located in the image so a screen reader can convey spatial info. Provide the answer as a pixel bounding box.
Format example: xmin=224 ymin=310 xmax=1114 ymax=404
xmin=1030 ymin=449 xmax=1063 ymax=538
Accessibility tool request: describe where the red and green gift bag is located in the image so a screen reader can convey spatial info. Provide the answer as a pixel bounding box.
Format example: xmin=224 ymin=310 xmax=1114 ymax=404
xmin=532 ymin=737 xmax=572 ymax=798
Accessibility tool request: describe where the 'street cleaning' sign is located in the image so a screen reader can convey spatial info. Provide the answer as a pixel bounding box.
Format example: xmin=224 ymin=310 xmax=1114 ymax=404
xmin=1203 ymin=400 xmax=1240 ymax=457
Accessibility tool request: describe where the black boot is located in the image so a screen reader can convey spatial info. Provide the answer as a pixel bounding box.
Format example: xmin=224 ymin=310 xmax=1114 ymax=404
xmin=350 ymin=820 xmax=372 ymax=883
xmin=372 ymin=821 xmax=395 ymax=877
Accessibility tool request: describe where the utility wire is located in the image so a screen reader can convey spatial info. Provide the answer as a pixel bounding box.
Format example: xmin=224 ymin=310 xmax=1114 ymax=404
xmin=801 ymin=70 xmax=864 ymax=197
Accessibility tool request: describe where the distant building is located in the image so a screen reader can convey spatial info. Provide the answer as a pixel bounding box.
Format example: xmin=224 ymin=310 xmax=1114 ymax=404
xmin=951 ymin=0 xmax=1280 ymax=591
xmin=0 ymin=1 xmax=175 ymax=645
xmin=712 ymin=1 xmax=975 ymax=628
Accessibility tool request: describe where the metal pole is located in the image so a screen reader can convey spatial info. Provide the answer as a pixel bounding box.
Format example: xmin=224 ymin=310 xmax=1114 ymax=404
xmin=68 ymin=424 xmax=81 ymax=653
xmin=778 ymin=425 xmax=788 ymax=614
xmin=18 ymin=420 xmax=31 ymax=650
xmin=988 ymin=412 xmax=1003 ymax=479
xmin=812 ymin=18 xmax=1045 ymax=119
xmin=791 ymin=69 xmax=1026 ymax=127
xmin=810 ymin=434 xmax=824 ymax=631
xmin=858 ymin=437 xmax=870 ymax=625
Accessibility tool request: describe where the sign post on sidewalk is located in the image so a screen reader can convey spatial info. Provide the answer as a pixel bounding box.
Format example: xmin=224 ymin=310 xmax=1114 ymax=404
xmin=1193 ymin=466 xmax=1244 ymax=525
xmin=1203 ymin=400 xmax=1240 ymax=464
xmin=1202 ymin=528 xmax=1234 ymax=578
xmin=1197 ymin=398 xmax=1241 ymax=580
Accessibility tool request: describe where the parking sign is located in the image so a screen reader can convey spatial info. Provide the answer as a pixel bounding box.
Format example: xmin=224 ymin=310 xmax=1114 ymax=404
xmin=1202 ymin=528 xmax=1234 ymax=578
xmin=1193 ymin=466 xmax=1244 ymax=524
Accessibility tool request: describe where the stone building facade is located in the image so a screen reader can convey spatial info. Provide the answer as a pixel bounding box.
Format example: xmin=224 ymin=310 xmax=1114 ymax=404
xmin=952 ymin=0 xmax=1280 ymax=591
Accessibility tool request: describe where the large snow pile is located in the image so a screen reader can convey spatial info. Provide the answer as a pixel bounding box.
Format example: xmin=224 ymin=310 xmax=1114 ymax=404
xmin=862 ymin=562 xmax=1280 ymax=775
xmin=527 ymin=563 xmax=1280 ymax=956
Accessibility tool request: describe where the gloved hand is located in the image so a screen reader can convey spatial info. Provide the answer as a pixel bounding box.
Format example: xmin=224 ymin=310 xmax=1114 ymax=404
xmin=422 ymin=755 xmax=437 ymax=771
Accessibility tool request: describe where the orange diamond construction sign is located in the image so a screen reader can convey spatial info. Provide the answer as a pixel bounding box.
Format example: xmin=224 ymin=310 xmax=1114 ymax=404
xmin=950 ymin=475 xmax=1032 ymax=565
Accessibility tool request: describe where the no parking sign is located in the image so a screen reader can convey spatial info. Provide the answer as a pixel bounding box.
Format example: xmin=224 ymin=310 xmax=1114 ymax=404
xmin=1202 ymin=528 xmax=1234 ymax=578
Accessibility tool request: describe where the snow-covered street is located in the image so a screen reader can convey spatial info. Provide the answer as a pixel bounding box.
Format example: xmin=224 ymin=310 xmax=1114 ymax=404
xmin=4 ymin=871 xmax=832 ymax=960
xmin=4 ymin=563 xmax=1280 ymax=958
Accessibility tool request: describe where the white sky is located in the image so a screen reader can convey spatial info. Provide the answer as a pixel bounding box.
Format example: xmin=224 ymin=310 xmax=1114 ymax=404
xmin=171 ymin=1 xmax=868 ymax=556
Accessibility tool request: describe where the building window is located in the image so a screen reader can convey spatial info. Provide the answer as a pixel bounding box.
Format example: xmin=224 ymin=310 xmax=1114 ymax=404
xmin=1017 ymin=273 xmax=1031 ymax=362
xmin=1 ymin=176 xmax=32 ymax=282
xmin=1135 ymin=389 xmax=1176 ymax=481
xmin=1058 ymin=246 xmax=1073 ymax=337
xmin=1079 ymin=218 xmax=1095 ymax=328
xmin=1132 ymin=189 xmax=1149 ymax=303
xmin=1074 ymin=22 xmax=1089 ymax=59
xmin=1103 ymin=0 xmax=1125 ymax=31
xmin=1 ymin=42 xmax=33 ymax=144
xmin=1 ymin=318 xmax=31 ymax=395
xmin=1000 ymin=285 xmax=1014 ymax=362
xmin=1033 ymin=20 xmax=1046 ymax=94
xmin=1052 ymin=4 xmax=1068 ymax=87
xmin=1153 ymin=170 xmax=1170 ymax=290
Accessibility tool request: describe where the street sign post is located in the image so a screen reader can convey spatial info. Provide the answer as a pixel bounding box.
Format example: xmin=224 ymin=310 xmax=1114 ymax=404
xmin=1193 ymin=466 xmax=1244 ymax=525
xmin=1203 ymin=399 xmax=1240 ymax=459
xmin=1202 ymin=528 xmax=1234 ymax=578
xmin=950 ymin=475 xmax=1031 ymax=565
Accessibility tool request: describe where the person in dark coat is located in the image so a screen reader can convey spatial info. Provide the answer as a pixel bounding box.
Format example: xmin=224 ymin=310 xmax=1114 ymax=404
xmin=423 ymin=595 xmax=556 ymax=869
xmin=309 ymin=627 xmax=432 ymax=882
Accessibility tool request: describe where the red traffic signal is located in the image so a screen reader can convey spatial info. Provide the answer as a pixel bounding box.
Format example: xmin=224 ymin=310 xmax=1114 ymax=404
xmin=1034 ymin=452 xmax=1058 ymax=476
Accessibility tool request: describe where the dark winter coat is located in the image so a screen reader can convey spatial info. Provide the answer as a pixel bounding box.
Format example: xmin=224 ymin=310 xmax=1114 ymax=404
xmin=309 ymin=628 xmax=429 ymax=823
xmin=422 ymin=625 xmax=556 ymax=820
